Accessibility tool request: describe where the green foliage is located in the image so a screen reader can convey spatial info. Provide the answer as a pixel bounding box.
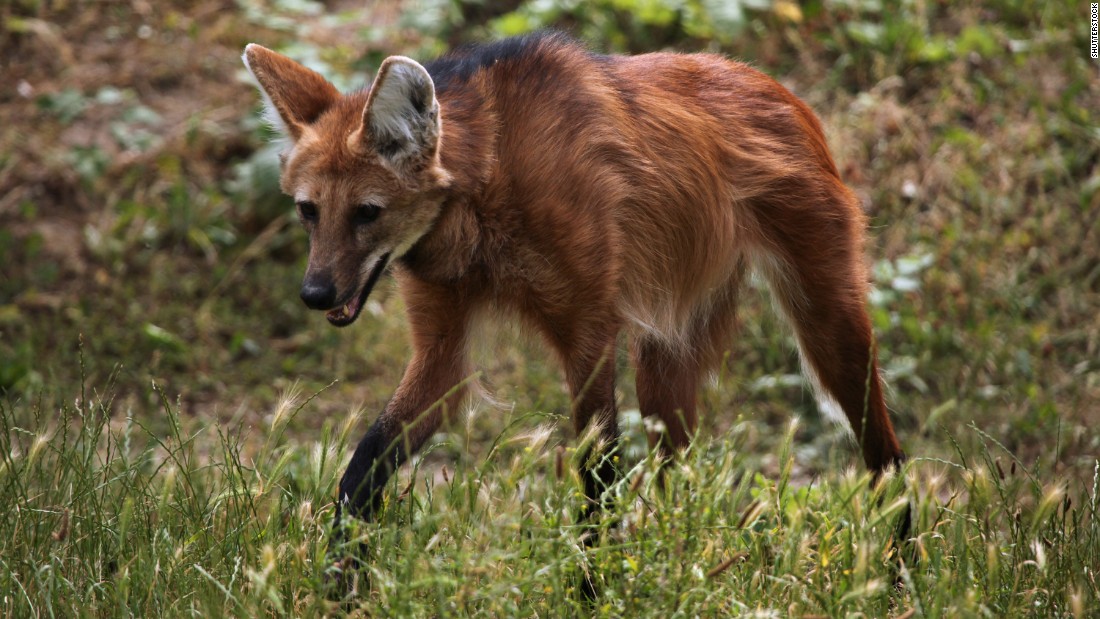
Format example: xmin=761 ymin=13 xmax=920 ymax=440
xmin=406 ymin=0 xmax=779 ymax=51
xmin=0 ymin=354 xmax=352 ymax=616
xmin=235 ymin=0 xmax=325 ymax=32
xmin=1 ymin=364 xmax=1096 ymax=615
xmin=485 ymin=0 xmax=754 ymax=50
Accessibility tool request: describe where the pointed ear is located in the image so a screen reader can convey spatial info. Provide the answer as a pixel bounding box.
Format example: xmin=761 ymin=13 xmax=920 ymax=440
xmin=242 ymin=44 xmax=340 ymax=141
xmin=357 ymin=56 xmax=441 ymax=174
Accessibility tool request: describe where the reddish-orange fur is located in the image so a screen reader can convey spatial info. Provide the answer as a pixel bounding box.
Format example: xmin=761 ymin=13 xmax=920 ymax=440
xmin=242 ymin=32 xmax=905 ymax=528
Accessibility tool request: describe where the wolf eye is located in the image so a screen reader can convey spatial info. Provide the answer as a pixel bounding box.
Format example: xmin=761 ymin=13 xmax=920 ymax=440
xmin=296 ymin=201 xmax=318 ymax=222
xmin=353 ymin=203 xmax=382 ymax=225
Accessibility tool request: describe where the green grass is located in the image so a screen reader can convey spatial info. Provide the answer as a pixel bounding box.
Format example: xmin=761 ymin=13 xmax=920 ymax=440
xmin=2 ymin=349 xmax=1096 ymax=616
xmin=2 ymin=0 xmax=1098 ymax=616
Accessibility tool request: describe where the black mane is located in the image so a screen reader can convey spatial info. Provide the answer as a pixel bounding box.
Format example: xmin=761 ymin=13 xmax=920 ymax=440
xmin=424 ymin=31 xmax=577 ymax=94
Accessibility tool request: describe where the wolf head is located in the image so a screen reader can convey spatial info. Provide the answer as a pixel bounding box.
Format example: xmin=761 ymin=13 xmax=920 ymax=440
xmin=242 ymin=45 xmax=452 ymax=327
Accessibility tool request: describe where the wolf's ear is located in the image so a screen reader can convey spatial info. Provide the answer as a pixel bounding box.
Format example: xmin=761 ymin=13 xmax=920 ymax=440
xmin=357 ymin=56 xmax=441 ymax=174
xmin=242 ymin=44 xmax=339 ymax=141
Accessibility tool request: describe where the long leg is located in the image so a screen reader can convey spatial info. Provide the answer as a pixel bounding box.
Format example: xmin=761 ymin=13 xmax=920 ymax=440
xmin=524 ymin=293 xmax=622 ymax=508
xmin=634 ymin=339 xmax=701 ymax=454
xmin=753 ymin=188 xmax=905 ymax=472
xmin=633 ymin=269 xmax=744 ymax=455
xmin=554 ymin=324 xmax=621 ymax=512
xmin=545 ymin=316 xmax=620 ymax=601
xmin=336 ymin=279 xmax=472 ymax=525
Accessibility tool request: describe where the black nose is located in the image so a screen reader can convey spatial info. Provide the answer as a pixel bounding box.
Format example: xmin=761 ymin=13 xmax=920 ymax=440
xmin=300 ymin=272 xmax=337 ymax=310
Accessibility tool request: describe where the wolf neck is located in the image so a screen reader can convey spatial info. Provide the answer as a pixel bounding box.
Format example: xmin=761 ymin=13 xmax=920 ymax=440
xmin=398 ymin=89 xmax=495 ymax=284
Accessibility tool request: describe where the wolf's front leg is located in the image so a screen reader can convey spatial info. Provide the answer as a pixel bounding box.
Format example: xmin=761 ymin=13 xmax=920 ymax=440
xmin=334 ymin=279 xmax=472 ymax=528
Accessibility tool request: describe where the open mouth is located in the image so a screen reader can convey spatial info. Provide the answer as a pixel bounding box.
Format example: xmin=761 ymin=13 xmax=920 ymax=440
xmin=324 ymin=253 xmax=391 ymax=328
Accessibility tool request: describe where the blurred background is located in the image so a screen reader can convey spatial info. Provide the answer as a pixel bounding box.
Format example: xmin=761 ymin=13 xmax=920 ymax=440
xmin=1 ymin=0 xmax=1098 ymax=480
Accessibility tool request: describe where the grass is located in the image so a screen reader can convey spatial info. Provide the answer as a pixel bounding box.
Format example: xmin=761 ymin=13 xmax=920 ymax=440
xmin=2 ymin=349 xmax=1096 ymax=616
xmin=2 ymin=0 xmax=1098 ymax=616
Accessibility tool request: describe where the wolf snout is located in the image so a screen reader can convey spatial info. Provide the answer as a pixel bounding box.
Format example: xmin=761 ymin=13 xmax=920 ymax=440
xmin=300 ymin=272 xmax=337 ymax=310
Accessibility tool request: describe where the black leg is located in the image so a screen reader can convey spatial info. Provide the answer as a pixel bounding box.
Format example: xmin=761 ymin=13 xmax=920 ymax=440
xmin=575 ymin=428 xmax=622 ymax=602
xmin=335 ymin=419 xmax=407 ymax=528
xmin=326 ymin=418 xmax=408 ymax=602
xmin=578 ymin=436 xmax=622 ymax=520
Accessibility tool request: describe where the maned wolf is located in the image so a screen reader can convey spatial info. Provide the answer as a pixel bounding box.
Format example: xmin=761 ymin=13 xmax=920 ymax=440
xmin=242 ymin=31 xmax=906 ymax=537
